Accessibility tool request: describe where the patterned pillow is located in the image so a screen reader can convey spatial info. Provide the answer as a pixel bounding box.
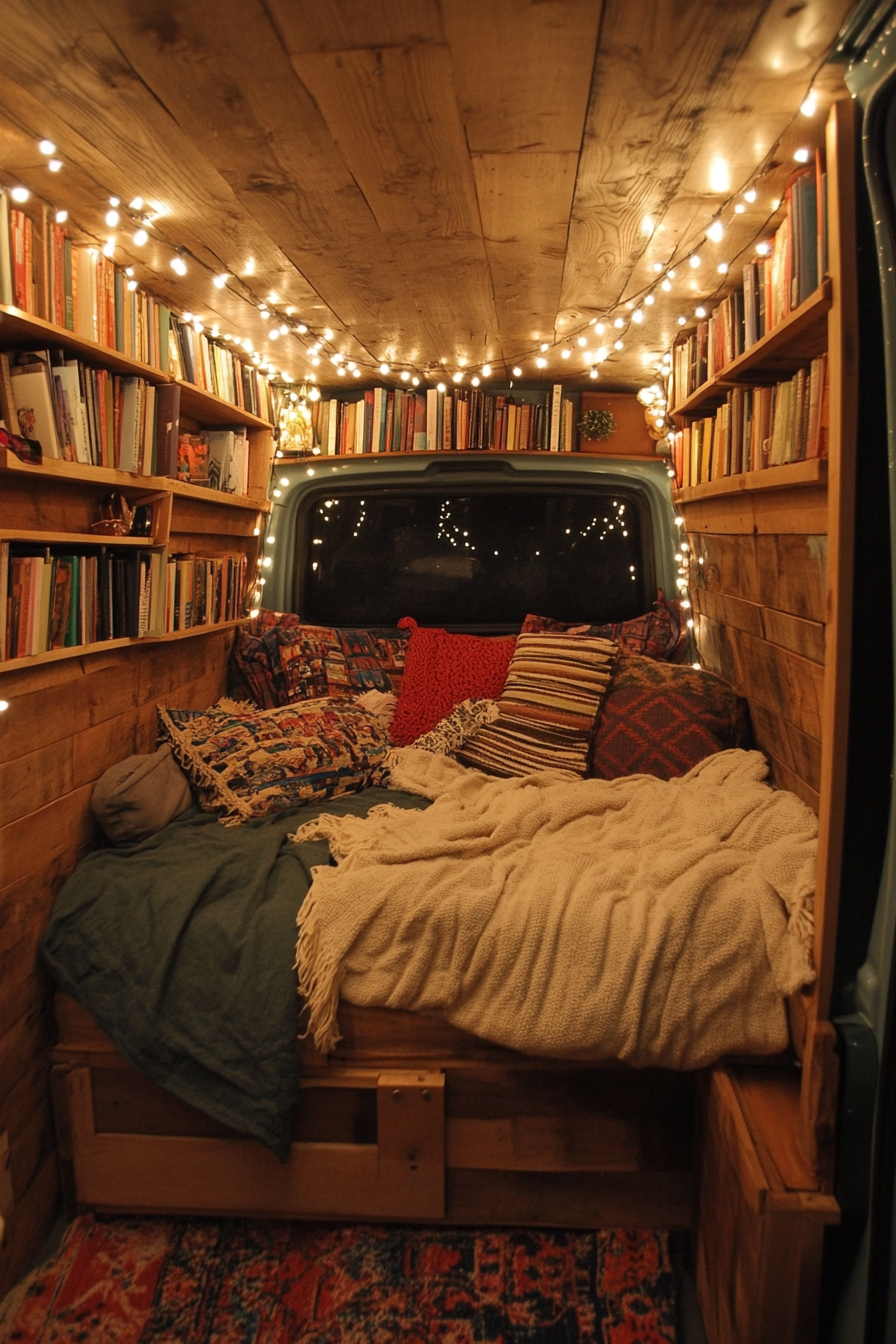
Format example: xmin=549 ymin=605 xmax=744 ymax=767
xmin=158 ymin=699 xmax=388 ymax=824
xmin=388 ymin=618 xmax=517 ymax=746
xmin=228 ymin=612 xmax=408 ymax=708
xmin=410 ymin=698 xmax=500 ymax=755
xmin=521 ymin=589 xmax=686 ymax=662
xmin=457 ymin=633 xmax=618 ymax=778
xmin=589 ymin=655 xmax=752 ymax=780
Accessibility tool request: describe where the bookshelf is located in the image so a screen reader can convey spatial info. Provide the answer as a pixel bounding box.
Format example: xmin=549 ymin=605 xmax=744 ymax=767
xmin=674 ymin=99 xmax=857 ymax=1229
xmin=0 ymin=300 xmax=275 ymax=669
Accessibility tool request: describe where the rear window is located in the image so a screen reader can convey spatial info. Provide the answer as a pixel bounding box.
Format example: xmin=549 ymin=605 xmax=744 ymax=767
xmin=298 ymin=487 xmax=650 ymax=628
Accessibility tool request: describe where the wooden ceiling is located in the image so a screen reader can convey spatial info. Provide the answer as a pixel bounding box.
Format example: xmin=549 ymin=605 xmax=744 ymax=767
xmin=0 ymin=0 xmax=856 ymax=391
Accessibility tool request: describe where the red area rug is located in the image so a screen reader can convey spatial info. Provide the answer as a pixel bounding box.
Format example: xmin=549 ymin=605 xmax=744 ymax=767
xmin=0 ymin=1215 xmax=678 ymax=1342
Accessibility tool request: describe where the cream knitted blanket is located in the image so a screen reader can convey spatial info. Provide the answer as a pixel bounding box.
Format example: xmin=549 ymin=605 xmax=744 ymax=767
xmin=291 ymin=748 xmax=816 ymax=1068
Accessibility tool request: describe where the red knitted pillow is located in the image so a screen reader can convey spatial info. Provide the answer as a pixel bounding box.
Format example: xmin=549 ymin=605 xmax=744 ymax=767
xmin=388 ymin=618 xmax=517 ymax=746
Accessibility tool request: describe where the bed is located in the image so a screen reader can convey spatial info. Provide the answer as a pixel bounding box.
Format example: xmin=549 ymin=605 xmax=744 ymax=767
xmin=44 ymin=608 xmax=815 ymax=1229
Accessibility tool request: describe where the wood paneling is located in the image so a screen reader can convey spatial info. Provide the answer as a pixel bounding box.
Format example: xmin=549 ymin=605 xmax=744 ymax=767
xmin=696 ymin=614 xmax=824 ymax=742
xmin=689 ymin=533 xmax=827 ymax=625
xmin=0 ymin=0 xmax=855 ymax=384
xmin=0 ymin=632 xmax=230 ymax=1286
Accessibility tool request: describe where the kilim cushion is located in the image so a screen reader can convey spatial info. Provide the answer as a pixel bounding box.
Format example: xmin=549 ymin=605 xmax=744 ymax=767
xmin=521 ymin=588 xmax=687 ymax=663
xmin=228 ymin=612 xmax=409 ymax=708
xmin=456 ymin=633 xmax=618 ymax=777
xmin=388 ymin=618 xmax=517 ymax=746
xmin=158 ymin=699 xmax=388 ymax=824
xmin=590 ymin=655 xmax=752 ymax=780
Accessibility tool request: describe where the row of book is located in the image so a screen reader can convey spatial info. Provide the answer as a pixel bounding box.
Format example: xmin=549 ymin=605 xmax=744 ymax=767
xmin=669 ymin=354 xmax=829 ymax=487
xmin=0 ymin=188 xmax=274 ymax=425
xmin=669 ymin=160 xmax=827 ymax=408
xmin=2 ymin=194 xmax=171 ymax=371
xmin=302 ymin=385 xmax=578 ymax=457
xmin=169 ymin=315 xmax=275 ymax=423
xmin=0 ymin=349 xmax=252 ymax=492
xmin=0 ymin=543 xmax=249 ymax=661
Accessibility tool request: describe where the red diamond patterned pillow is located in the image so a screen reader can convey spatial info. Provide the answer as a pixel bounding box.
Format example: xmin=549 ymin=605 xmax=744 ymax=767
xmin=590 ymin=655 xmax=751 ymax=780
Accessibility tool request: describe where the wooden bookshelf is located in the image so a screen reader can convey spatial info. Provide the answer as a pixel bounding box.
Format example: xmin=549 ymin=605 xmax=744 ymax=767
xmin=673 ymin=458 xmax=827 ymax=504
xmin=0 ymin=617 xmax=247 ymax=673
xmin=670 ymin=280 xmax=832 ymax=419
xmin=0 ymin=302 xmax=168 ymax=380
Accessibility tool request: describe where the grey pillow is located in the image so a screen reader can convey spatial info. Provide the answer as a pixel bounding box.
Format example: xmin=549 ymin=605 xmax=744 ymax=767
xmin=91 ymin=744 xmax=192 ymax=845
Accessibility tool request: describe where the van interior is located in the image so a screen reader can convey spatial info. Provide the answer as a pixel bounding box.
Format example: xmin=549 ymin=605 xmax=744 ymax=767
xmin=4 ymin=1 xmax=896 ymax=1340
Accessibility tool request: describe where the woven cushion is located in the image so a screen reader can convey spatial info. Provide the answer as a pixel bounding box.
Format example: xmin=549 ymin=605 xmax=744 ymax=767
xmin=410 ymin=698 xmax=500 ymax=755
xmin=521 ymin=589 xmax=686 ymax=662
xmin=590 ymin=655 xmax=752 ymax=780
xmin=388 ymin=618 xmax=517 ymax=746
xmin=159 ymin=698 xmax=388 ymax=824
xmin=457 ymin=633 xmax=618 ymax=778
xmin=228 ymin=611 xmax=408 ymax=708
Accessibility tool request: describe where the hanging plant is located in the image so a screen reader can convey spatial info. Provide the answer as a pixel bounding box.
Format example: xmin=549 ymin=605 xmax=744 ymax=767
xmin=577 ymin=408 xmax=617 ymax=441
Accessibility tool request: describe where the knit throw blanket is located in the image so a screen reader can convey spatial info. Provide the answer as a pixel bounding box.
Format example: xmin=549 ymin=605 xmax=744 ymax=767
xmin=292 ymin=749 xmax=816 ymax=1068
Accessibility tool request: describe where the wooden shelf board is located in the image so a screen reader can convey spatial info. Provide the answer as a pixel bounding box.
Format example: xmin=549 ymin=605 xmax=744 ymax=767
xmin=0 ymin=448 xmax=270 ymax=512
xmin=0 ymin=305 xmax=273 ymax=430
xmin=0 ymin=530 xmax=160 ymax=547
xmin=0 ymin=303 xmax=167 ymax=381
xmin=670 ymin=281 xmax=832 ymax=419
xmin=176 ymin=381 xmax=273 ymax=430
xmin=673 ymin=457 xmax=827 ymax=503
xmin=0 ymin=619 xmax=246 ymax=674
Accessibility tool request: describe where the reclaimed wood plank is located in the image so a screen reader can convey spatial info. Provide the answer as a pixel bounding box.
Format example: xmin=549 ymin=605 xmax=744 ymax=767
xmin=748 ymin=703 xmax=822 ymax=795
xmin=696 ymin=615 xmax=824 ymax=741
xmin=693 ymin=588 xmax=825 ymax=664
xmin=679 ymin=487 xmax=829 ymax=535
xmin=689 ymin=533 xmax=827 ymax=624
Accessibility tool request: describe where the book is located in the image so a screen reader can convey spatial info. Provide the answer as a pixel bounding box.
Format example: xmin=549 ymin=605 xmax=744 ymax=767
xmin=154 ymin=383 xmax=181 ymax=477
xmin=9 ymin=353 xmax=61 ymax=457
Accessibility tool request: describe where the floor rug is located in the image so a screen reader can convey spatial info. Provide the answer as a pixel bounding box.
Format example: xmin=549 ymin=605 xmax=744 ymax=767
xmin=0 ymin=1215 xmax=678 ymax=1343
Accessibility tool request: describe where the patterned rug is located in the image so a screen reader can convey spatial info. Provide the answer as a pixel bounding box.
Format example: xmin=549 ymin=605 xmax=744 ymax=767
xmin=0 ymin=1216 xmax=678 ymax=1342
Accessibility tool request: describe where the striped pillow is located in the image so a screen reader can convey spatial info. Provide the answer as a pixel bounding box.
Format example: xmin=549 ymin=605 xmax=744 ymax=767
xmin=457 ymin=633 xmax=618 ymax=777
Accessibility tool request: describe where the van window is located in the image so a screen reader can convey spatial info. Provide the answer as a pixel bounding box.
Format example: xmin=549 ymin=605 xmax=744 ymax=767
xmin=298 ymin=487 xmax=650 ymax=628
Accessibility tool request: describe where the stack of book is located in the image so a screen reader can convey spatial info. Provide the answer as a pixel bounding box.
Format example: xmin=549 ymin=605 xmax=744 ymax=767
xmin=169 ymin=316 xmax=275 ymax=422
xmin=175 ymin=427 xmax=249 ymax=494
xmin=304 ymin=383 xmax=577 ymax=457
xmin=0 ymin=542 xmax=165 ymax=659
xmin=669 ymin=353 xmax=829 ymax=487
xmin=165 ymin=552 xmax=248 ymax=631
xmin=1 ymin=192 xmax=171 ymax=372
xmin=669 ymin=160 xmax=827 ymax=408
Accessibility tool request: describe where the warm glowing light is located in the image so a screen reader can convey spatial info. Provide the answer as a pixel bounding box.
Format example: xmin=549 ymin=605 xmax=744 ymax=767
xmin=661 ymin=279 xmax=671 ymax=292
xmin=244 ymin=257 xmax=256 ymax=275
xmin=472 ymin=376 xmax=481 ymax=386
xmin=54 ymin=209 xmax=68 ymax=224
xmin=379 ymin=363 xmax=390 ymax=374
xmin=296 ymin=324 xmax=307 ymax=333
xmin=133 ymin=228 xmax=148 ymax=246
xmin=437 ymin=382 xmax=446 ymax=392
xmin=171 ymin=256 xmax=187 ymax=275
xmin=38 ymin=139 xmax=56 ymax=155
xmin=689 ymin=254 xmax=701 ymax=268
xmin=105 ymin=209 xmax=120 ymax=227
xmin=613 ymin=317 xmax=624 ymax=329
xmin=734 ymin=203 xmax=746 ymax=214
xmin=561 ymin=348 xmax=571 ymax=358
xmin=652 ymin=262 xmax=663 ymax=273
xmin=129 ymin=196 xmax=144 ymax=211
xmin=102 ymin=238 xmax=115 ymax=258
xmin=645 ymin=294 xmax=655 ymax=305
xmin=717 ymin=262 xmax=729 ymax=274
xmin=614 ymin=340 xmax=623 ymax=351
xmin=536 ymin=357 xmax=547 ymax=368
xmin=512 ymin=366 xmax=522 ymax=377
xmin=708 ymin=157 xmax=730 ymax=193
xmin=801 ymin=93 xmax=818 ymax=116
xmin=48 ymin=159 xmax=62 ymax=173
xmin=794 ymin=147 xmax=811 ymax=163
xmin=323 ymin=328 xmax=334 ymax=341
xmin=756 ymin=241 xmax=771 ymax=256
xmin=213 ymin=272 xmax=228 ymax=288
xmin=589 ymin=367 xmax=598 ymax=379
xmin=677 ymin=316 xmax=687 ymax=326
xmin=632 ymin=309 xmax=643 ymax=324
xmin=481 ymin=364 xmax=491 ymax=377
xmin=706 ymin=219 xmax=724 ymax=243
xmin=744 ymin=189 xmax=757 ymax=203
xmin=401 ymin=370 xmax=410 ymax=381
xmin=109 ymin=196 xmax=120 ymax=207
xmin=10 ymin=187 xmax=29 ymax=203
xmin=452 ymin=372 xmax=463 ymax=383
xmin=411 ymin=377 xmax=420 ymax=386
xmin=127 ymin=279 xmax=138 ymax=291
xmin=270 ymin=328 xmax=280 ymax=340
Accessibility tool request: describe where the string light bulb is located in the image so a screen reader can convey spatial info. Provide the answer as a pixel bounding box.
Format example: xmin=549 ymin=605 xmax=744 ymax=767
xmin=48 ymin=159 xmax=62 ymax=173
xmin=706 ymin=220 xmax=724 ymax=242
xmin=38 ymin=139 xmax=56 ymax=155
xmin=512 ymin=366 xmax=522 ymax=377
xmin=536 ymin=357 xmax=547 ymax=368
xmin=481 ymin=364 xmax=491 ymax=377
xmin=171 ymin=255 xmax=187 ymax=275
xmin=133 ymin=228 xmax=148 ymax=246
xmin=213 ymin=272 xmax=228 ymax=288
xmin=54 ymin=209 xmax=67 ymax=224
xmin=379 ymin=363 xmax=390 ymax=374
xmin=794 ymin=147 xmax=811 ymax=163
xmin=10 ymin=187 xmax=29 ymax=203
xmin=689 ymin=254 xmax=701 ymax=267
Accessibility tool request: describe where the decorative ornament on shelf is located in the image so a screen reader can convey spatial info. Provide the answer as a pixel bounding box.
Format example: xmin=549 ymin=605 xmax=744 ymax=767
xmin=577 ymin=408 xmax=617 ymax=442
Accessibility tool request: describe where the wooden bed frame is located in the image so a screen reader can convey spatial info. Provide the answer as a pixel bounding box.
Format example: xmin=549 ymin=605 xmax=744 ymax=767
xmin=51 ymin=991 xmax=838 ymax=1342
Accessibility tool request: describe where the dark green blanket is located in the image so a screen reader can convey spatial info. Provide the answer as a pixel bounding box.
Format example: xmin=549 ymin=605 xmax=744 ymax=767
xmin=41 ymin=788 xmax=429 ymax=1160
